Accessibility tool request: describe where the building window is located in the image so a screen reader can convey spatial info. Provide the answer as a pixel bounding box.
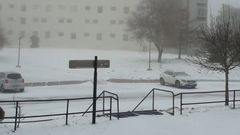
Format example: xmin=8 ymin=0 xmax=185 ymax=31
xmin=67 ymin=19 xmax=72 ymax=23
xmin=118 ymin=20 xmax=124 ymax=24
xmin=110 ymin=33 xmax=116 ymax=38
xmin=58 ymin=5 xmax=66 ymax=10
xmin=9 ymin=4 xmax=14 ymax=9
xmin=97 ymin=6 xmax=103 ymax=13
xmin=124 ymin=6 xmax=130 ymax=14
xmin=110 ymin=20 xmax=116 ymax=24
xmin=20 ymin=17 xmax=26 ymax=24
xmin=96 ymin=33 xmax=102 ymax=40
xmin=45 ymin=32 xmax=51 ymax=39
xmin=19 ymin=31 xmax=25 ymax=37
xmin=8 ymin=17 xmax=14 ymax=22
xmin=46 ymin=5 xmax=52 ymax=12
xmin=123 ymin=34 xmax=128 ymax=41
xmin=85 ymin=6 xmax=91 ymax=11
xmin=58 ymin=18 xmax=64 ymax=23
xmin=21 ymin=4 xmax=27 ymax=12
xmin=111 ymin=6 xmax=117 ymax=11
xmin=58 ymin=32 xmax=64 ymax=37
xmin=33 ymin=18 xmax=40 ymax=23
xmin=85 ymin=19 xmax=90 ymax=24
xmin=92 ymin=19 xmax=98 ymax=24
xmin=41 ymin=18 xmax=47 ymax=23
xmin=70 ymin=33 xmax=76 ymax=39
xmin=71 ymin=5 xmax=78 ymax=12
xmin=84 ymin=32 xmax=90 ymax=37
xmin=7 ymin=30 xmax=13 ymax=35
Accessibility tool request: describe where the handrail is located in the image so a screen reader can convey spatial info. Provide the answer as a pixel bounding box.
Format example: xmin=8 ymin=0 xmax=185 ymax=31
xmin=82 ymin=90 xmax=120 ymax=119
xmin=0 ymin=93 xmax=118 ymax=131
xmin=132 ymin=88 xmax=175 ymax=115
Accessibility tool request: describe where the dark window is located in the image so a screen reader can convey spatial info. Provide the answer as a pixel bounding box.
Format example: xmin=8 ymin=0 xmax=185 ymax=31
xmin=7 ymin=74 xmax=22 ymax=79
xmin=67 ymin=19 xmax=72 ymax=23
xmin=110 ymin=20 xmax=116 ymax=24
xmin=45 ymin=32 xmax=51 ymax=39
xmin=85 ymin=6 xmax=91 ymax=11
xmin=85 ymin=19 xmax=90 ymax=24
xmin=124 ymin=6 xmax=130 ymax=14
xmin=97 ymin=6 xmax=103 ymax=13
xmin=58 ymin=32 xmax=64 ymax=37
xmin=111 ymin=6 xmax=117 ymax=11
xmin=19 ymin=31 xmax=25 ymax=37
xmin=41 ymin=18 xmax=47 ymax=23
xmin=96 ymin=33 xmax=102 ymax=40
xmin=70 ymin=33 xmax=76 ymax=39
xmin=58 ymin=18 xmax=64 ymax=23
xmin=7 ymin=30 xmax=13 ymax=35
xmin=84 ymin=32 xmax=90 ymax=37
xmin=119 ymin=20 xmax=124 ymax=24
xmin=110 ymin=33 xmax=116 ymax=38
xmin=20 ymin=17 xmax=26 ymax=24
xmin=33 ymin=18 xmax=39 ymax=23
xmin=9 ymin=4 xmax=14 ymax=9
xmin=123 ymin=34 xmax=128 ymax=41
xmin=92 ymin=19 xmax=98 ymax=24
xmin=21 ymin=4 xmax=27 ymax=12
xmin=46 ymin=5 xmax=52 ymax=12
xmin=8 ymin=17 xmax=14 ymax=22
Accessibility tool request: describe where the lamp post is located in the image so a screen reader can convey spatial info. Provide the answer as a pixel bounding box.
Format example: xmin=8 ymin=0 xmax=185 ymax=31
xmin=16 ymin=35 xmax=23 ymax=68
xmin=147 ymin=41 xmax=152 ymax=71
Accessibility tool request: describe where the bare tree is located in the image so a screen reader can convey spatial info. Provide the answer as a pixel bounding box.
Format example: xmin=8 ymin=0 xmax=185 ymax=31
xmin=0 ymin=28 xmax=7 ymax=49
xmin=127 ymin=0 xmax=187 ymax=62
xmin=192 ymin=16 xmax=240 ymax=105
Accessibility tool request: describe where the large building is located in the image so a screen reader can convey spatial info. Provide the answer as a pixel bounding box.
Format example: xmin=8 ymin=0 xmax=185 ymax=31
xmin=0 ymin=0 xmax=207 ymax=50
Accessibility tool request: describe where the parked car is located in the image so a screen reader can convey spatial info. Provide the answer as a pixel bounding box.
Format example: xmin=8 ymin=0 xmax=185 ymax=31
xmin=0 ymin=72 xmax=24 ymax=92
xmin=160 ymin=70 xmax=197 ymax=88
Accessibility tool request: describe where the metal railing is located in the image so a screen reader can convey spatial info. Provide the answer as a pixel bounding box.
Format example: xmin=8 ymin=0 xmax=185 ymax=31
xmin=174 ymin=90 xmax=240 ymax=115
xmin=0 ymin=91 xmax=119 ymax=131
xmin=132 ymin=88 xmax=175 ymax=115
xmin=82 ymin=90 xmax=120 ymax=120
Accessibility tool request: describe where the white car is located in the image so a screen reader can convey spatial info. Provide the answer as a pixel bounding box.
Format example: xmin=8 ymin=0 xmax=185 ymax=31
xmin=0 ymin=72 xmax=25 ymax=92
xmin=160 ymin=70 xmax=197 ymax=88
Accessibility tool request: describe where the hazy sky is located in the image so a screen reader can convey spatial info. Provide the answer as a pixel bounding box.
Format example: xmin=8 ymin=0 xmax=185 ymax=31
xmin=209 ymin=0 xmax=240 ymax=16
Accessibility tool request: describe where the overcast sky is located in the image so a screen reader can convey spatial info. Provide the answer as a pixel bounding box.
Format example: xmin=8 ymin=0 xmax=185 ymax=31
xmin=209 ymin=0 xmax=240 ymax=16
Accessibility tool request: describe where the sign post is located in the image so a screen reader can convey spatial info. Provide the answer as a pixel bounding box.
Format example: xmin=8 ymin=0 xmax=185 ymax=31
xmin=69 ymin=56 xmax=110 ymax=124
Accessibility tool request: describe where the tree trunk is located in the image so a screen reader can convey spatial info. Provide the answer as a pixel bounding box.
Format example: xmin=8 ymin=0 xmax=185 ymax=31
xmin=158 ymin=47 xmax=163 ymax=63
xmin=225 ymin=70 xmax=229 ymax=106
xmin=178 ymin=45 xmax=182 ymax=59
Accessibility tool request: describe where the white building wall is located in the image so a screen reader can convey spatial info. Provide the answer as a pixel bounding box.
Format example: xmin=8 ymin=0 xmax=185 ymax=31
xmin=0 ymin=0 xmax=207 ymax=50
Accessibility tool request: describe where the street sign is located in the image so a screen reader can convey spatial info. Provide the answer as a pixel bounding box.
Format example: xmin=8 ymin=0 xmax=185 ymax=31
xmin=69 ymin=57 xmax=110 ymax=124
xmin=69 ymin=60 xmax=110 ymax=68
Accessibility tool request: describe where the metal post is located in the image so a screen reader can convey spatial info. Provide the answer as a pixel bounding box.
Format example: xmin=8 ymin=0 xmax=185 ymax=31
xmin=14 ymin=101 xmax=19 ymax=131
xmin=233 ymin=91 xmax=236 ymax=109
xmin=117 ymin=99 xmax=120 ymax=120
xmin=16 ymin=36 xmax=22 ymax=68
xmin=110 ymin=97 xmax=112 ymax=120
xmin=92 ymin=56 xmax=98 ymax=124
xmin=172 ymin=95 xmax=175 ymax=115
xmin=152 ymin=90 xmax=155 ymax=110
xmin=180 ymin=93 xmax=183 ymax=115
xmin=103 ymin=92 xmax=105 ymax=115
xmin=66 ymin=99 xmax=69 ymax=125
xmin=147 ymin=42 xmax=152 ymax=71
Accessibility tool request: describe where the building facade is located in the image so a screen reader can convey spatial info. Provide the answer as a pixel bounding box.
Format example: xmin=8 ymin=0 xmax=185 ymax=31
xmin=0 ymin=0 xmax=207 ymax=49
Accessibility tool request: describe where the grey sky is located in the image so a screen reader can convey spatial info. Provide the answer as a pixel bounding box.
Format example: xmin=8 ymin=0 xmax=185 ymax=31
xmin=209 ymin=0 xmax=240 ymax=16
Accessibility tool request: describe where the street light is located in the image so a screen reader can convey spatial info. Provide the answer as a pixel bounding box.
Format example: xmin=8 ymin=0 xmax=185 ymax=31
xmin=16 ymin=35 xmax=23 ymax=68
xmin=147 ymin=41 xmax=152 ymax=71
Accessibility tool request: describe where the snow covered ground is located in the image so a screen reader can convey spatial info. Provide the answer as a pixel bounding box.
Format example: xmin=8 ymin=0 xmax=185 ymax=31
xmin=0 ymin=48 xmax=240 ymax=135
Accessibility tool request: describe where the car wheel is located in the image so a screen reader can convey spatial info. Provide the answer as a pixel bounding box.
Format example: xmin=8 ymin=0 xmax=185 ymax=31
xmin=160 ymin=78 xmax=165 ymax=85
xmin=175 ymin=81 xmax=181 ymax=88
xmin=0 ymin=85 xmax=5 ymax=93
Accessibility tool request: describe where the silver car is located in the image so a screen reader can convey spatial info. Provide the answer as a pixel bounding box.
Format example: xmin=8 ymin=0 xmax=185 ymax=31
xmin=0 ymin=72 xmax=25 ymax=92
xmin=160 ymin=70 xmax=197 ymax=88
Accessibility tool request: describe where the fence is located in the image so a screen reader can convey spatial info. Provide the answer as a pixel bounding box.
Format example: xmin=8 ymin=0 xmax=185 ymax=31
xmin=0 ymin=91 xmax=119 ymax=131
xmin=132 ymin=88 xmax=240 ymax=116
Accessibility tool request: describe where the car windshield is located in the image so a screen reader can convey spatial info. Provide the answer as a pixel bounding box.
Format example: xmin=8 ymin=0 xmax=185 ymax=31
xmin=7 ymin=73 xmax=22 ymax=79
xmin=175 ymin=72 xmax=189 ymax=77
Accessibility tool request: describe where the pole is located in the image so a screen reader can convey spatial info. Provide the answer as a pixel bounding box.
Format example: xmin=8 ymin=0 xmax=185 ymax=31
xmin=92 ymin=56 xmax=98 ymax=124
xmin=147 ymin=41 xmax=152 ymax=71
xmin=16 ymin=36 xmax=22 ymax=68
